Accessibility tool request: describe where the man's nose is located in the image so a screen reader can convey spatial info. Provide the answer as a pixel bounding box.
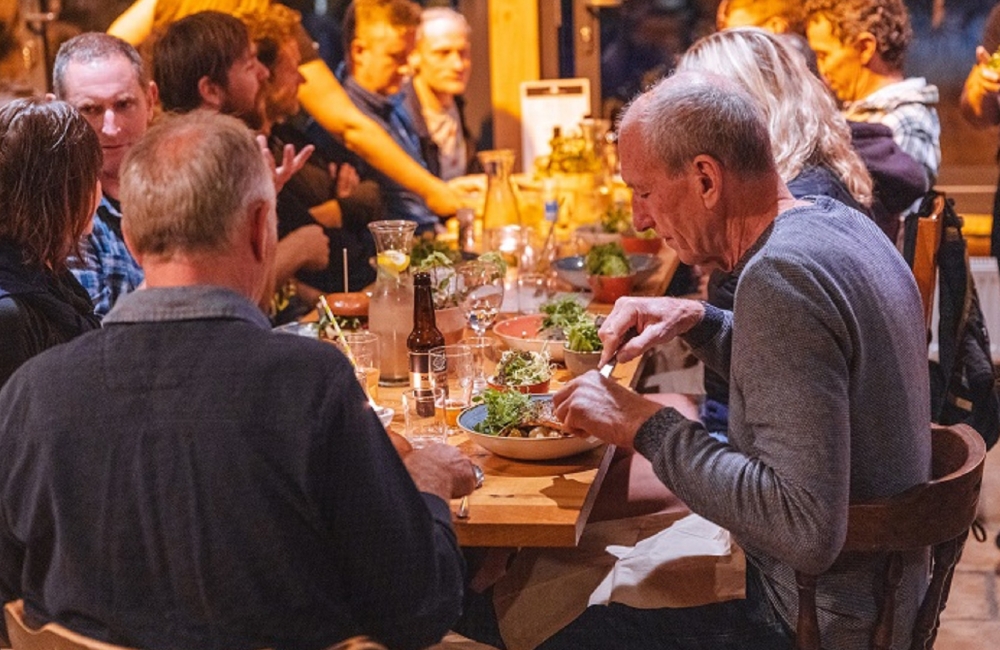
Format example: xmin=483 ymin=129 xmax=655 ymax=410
xmin=102 ymin=109 xmax=119 ymax=136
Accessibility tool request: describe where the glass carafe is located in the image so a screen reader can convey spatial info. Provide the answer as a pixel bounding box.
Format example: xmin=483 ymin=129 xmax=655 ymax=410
xmin=478 ymin=149 xmax=521 ymax=232
xmin=367 ymin=220 xmax=416 ymax=386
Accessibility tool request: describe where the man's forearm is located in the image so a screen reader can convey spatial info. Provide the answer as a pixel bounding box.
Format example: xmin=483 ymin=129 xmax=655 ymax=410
xmin=297 ymin=61 xmax=457 ymax=217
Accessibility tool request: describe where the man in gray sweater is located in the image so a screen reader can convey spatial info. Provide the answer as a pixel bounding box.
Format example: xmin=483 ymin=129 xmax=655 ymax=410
xmin=546 ymin=71 xmax=931 ymax=649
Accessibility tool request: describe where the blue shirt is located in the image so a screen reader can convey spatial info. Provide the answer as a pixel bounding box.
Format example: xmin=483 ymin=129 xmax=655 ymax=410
xmin=68 ymin=195 xmax=144 ymax=318
xmin=305 ymin=68 xmax=438 ymax=233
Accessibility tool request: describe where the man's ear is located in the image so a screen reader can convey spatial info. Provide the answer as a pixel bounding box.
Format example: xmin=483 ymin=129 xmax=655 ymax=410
xmin=248 ymin=199 xmax=273 ymax=263
xmin=853 ymin=31 xmax=878 ymax=66
xmin=693 ymin=155 xmax=722 ymax=209
xmin=197 ymin=75 xmax=224 ymax=110
xmin=146 ymin=81 xmax=160 ymax=116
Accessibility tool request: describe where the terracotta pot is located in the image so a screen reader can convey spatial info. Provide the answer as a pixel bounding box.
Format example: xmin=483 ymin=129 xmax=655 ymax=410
xmin=621 ymin=235 xmax=663 ymax=255
xmin=434 ymin=305 xmax=467 ymax=344
xmin=563 ymin=346 xmax=602 ymax=377
xmin=587 ymin=274 xmax=635 ymax=304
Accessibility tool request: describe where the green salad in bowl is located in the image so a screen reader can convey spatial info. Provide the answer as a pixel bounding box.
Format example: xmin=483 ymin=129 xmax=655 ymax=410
xmin=489 ymin=349 xmax=553 ymax=393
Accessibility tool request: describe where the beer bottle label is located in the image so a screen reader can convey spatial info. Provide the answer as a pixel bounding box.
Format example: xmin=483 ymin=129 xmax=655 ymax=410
xmin=409 ymin=351 xmax=431 ymax=392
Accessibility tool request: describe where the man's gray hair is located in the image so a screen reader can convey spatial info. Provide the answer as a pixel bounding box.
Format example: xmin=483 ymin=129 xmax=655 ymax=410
xmin=418 ymin=7 xmax=470 ymax=40
xmin=53 ymin=32 xmax=148 ymax=98
xmin=120 ymin=111 xmax=274 ymax=257
xmin=624 ymin=71 xmax=775 ymax=178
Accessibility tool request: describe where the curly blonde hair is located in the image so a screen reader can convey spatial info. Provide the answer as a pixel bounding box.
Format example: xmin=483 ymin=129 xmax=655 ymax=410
xmin=678 ymin=28 xmax=872 ymax=207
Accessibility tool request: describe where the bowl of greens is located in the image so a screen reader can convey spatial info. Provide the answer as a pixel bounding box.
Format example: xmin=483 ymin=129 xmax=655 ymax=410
xmin=585 ymin=242 xmax=635 ymax=303
xmin=562 ymin=319 xmax=604 ymax=377
xmin=621 ymin=228 xmax=664 ymax=255
xmin=487 ymin=349 xmax=553 ymax=394
xmin=553 ymin=254 xmax=661 ymax=291
xmin=457 ymin=390 xmax=603 ymax=460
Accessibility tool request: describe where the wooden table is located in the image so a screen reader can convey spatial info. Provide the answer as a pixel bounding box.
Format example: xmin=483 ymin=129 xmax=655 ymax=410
xmin=303 ymin=241 xmax=679 ymax=547
xmin=376 ymin=244 xmax=679 ymax=548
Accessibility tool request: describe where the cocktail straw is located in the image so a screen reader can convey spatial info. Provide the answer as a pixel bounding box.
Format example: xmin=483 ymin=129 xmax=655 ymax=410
xmin=342 ymin=248 xmax=349 ymax=292
xmin=318 ymin=295 xmax=357 ymax=367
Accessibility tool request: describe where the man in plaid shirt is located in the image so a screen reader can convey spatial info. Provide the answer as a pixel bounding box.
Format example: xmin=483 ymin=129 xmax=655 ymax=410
xmin=53 ymin=33 xmax=150 ymax=318
xmin=805 ymin=0 xmax=940 ymax=188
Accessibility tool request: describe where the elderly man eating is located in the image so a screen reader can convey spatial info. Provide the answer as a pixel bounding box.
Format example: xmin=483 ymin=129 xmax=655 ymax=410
xmin=541 ymin=71 xmax=932 ymax=649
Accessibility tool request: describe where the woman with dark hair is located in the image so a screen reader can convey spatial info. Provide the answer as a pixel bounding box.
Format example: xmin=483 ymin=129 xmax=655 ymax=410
xmin=0 ymin=98 xmax=103 ymax=387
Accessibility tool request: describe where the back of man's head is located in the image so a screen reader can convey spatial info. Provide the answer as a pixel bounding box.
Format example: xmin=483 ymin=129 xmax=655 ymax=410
xmin=120 ymin=110 xmax=273 ymax=259
xmin=803 ymin=0 xmax=911 ymax=71
xmin=623 ymin=70 xmax=775 ymax=179
xmin=153 ymin=11 xmax=251 ymax=113
xmin=53 ymin=32 xmax=147 ymax=98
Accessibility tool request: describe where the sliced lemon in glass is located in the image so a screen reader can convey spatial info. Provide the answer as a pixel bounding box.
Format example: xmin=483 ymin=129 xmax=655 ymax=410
xmin=376 ymin=250 xmax=410 ymax=277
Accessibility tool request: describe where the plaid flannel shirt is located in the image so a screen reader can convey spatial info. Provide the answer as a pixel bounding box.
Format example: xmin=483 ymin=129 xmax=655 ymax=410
xmin=68 ymin=196 xmax=143 ymax=318
xmin=844 ymin=77 xmax=941 ymax=186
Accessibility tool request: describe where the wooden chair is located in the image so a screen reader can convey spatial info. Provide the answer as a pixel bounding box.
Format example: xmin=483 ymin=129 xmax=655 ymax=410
xmin=794 ymin=422 xmax=986 ymax=650
xmin=2 ymin=602 xmax=393 ymax=650
xmin=905 ymin=191 xmax=947 ymax=331
xmin=3 ymin=600 xmax=135 ymax=650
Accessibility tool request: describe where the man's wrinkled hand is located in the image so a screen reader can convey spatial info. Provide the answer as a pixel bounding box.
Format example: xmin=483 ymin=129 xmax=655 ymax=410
xmin=403 ymin=443 xmax=477 ymax=501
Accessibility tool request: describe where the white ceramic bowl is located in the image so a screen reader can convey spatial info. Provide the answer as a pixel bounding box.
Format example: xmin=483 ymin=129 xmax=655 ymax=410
xmin=457 ymin=397 xmax=603 ymax=461
xmin=492 ymin=314 xmax=566 ymax=362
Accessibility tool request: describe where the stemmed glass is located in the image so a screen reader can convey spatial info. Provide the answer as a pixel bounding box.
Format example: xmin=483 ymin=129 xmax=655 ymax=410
xmin=458 ymin=259 xmax=505 ymax=393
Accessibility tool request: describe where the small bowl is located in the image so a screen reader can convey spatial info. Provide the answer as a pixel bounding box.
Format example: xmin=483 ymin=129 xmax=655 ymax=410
xmin=563 ymin=346 xmax=603 ymax=376
xmin=324 ymin=292 xmax=370 ymax=317
xmin=621 ymin=235 xmax=663 ymax=255
xmin=587 ymin=274 xmax=635 ymax=303
xmin=492 ymin=314 xmax=565 ymax=362
xmin=487 ymin=376 xmax=552 ymax=394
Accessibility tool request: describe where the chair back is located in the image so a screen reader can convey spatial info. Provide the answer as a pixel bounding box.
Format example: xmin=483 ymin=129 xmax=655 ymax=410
xmin=794 ymin=422 xmax=986 ymax=650
xmin=904 ymin=191 xmax=947 ymax=330
xmin=3 ymin=601 xmax=136 ymax=650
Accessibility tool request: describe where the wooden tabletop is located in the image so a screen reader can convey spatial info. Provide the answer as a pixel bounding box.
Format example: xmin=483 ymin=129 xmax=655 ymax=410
xmin=305 ymin=241 xmax=679 ymax=547
xmin=377 ymin=244 xmax=679 ymax=548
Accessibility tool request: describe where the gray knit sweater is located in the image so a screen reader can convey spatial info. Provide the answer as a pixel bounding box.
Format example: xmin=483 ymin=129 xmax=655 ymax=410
xmin=635 ymin=197 xmax=931 ymax=649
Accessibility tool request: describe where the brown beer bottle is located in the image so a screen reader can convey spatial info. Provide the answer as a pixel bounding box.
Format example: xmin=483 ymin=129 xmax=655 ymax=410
xmin=408 ymin=272 xmax=445 ymax=397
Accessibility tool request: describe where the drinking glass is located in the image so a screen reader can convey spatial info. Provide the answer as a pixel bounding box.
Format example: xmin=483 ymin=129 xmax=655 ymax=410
xmin=335 ymin=331 xmax=380 ymax=403
xmin=402 ymin=387 xmax=446 ymax=449
xmin=458 ymin=259 xmax=505 ymax=337
xmin=517 ymin=272 xmax=554 ymax=314
xmin=460 ymin=335 xmax=500 ymax=396
xmin=429 ymin=344 xmax=475 ymax=431
xmin=458 ymin=259 xmax=505 ymax=393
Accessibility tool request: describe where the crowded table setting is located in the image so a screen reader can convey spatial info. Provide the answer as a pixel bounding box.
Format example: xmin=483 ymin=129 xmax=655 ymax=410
xmin=1 ymin=1 xmax=997 ymax=650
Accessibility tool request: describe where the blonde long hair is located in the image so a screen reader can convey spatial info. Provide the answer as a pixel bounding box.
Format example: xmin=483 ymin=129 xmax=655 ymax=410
xmin=678 ymin=28 xmax=872 ymax=207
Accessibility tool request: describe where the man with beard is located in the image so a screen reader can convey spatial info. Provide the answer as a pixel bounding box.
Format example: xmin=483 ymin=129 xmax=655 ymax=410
xmin=153 ymin=10 xmax=330 ymax=307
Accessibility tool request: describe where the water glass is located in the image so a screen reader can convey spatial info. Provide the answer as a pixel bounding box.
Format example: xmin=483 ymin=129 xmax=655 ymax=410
xmin=517 ymin=272 xmax=553 ymax=314
xmin=460 ymin=336 xmax=501 ymax=395
xmin=429 ymin=345 xmax=475 ymax=431
xmin=402 ymin=387 xmax=447 ymax=449
xmin=335 ymin=331 xmax=380 ymax=402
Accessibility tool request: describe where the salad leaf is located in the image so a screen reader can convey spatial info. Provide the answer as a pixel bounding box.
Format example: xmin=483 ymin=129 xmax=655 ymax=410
xmin=473 ymin=388 xmax=533 ymax=435
xmin=495 ymin=349 xmax=552 ymax=386
xmin=540 ymin=295 xmax=588 ymax=332
xmin=566 ymin=320 xmax=603 ymax=352
xmin=411 ymin=233 xmax=462 ymax=268
xmin=585 ymin=242 xmax=631 ymax=277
